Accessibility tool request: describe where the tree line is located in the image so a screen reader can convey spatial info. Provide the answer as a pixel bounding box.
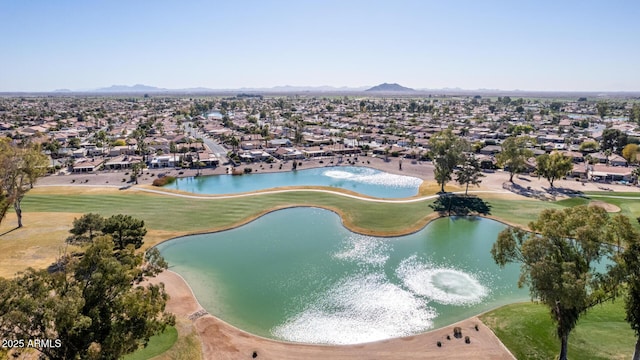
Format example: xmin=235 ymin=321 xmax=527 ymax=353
xmin=427 ymin=129 xmax=484 ymax=194
xmin=429 ymin=128 xmax=640 ymax=192
xmin=428 ymin=129 xmax=575 ymax=192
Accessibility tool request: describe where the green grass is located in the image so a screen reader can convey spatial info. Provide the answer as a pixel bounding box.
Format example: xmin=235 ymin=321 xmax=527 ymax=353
xmin=554 ymin=197 xmax=590 ymax=207
xmin=20 ymin=191 xmax=438 ymax=236
xmin=584 ymin=192 xmax=640 ymax=198
xmin=484 ymin=199 xmax=565 ymax=227
xmin=580 ymin=191 xmax=640 ymax=231
xmin=122 ymin=326 xmax=178 ymax=360
xmin=21 ymin=189 xmax=639 ymax=236
xmin=481 ymin=301 xmax=636 ymax=360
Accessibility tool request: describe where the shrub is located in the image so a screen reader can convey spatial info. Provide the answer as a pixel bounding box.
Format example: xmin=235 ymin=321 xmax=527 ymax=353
xmin=152 ymin=176 xmax=176 ymax=186
xmin=244 ymin=167 xmax=252 ymax=174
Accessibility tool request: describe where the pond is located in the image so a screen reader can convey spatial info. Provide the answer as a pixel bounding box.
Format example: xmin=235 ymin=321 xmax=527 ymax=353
xmin=164 ymin=166 xmax=422 ymax=198
xmin=157 ymin=208 xmax=528 ymax=345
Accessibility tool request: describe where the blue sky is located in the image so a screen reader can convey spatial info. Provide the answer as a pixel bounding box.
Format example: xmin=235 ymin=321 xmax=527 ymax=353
xmin=1 ymin=0 xmax=639 ymax=92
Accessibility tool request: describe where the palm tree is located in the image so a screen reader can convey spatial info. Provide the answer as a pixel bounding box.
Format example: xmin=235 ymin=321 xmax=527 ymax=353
xmin=169 ymin=141 xmax=177 ymax=167
xmin=229 ymin=136 xmax=239 ymax=153
xmin=261 ymin=125 xmax=271 ymax=148
xmin=605 ymin=149 xmax=612 ymax=165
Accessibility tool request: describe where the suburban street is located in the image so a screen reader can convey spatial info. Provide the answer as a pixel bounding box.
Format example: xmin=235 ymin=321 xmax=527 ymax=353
xmin=184 ymin=122 xmax=228 ymax=162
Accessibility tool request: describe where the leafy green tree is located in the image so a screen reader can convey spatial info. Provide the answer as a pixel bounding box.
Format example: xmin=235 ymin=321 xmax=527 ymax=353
xmin=455 ymin=153 xmax=485 ymax=195
xmin=596 ymin=215 xmax=640 ymax=359
xmin=579 ymin=140 xmax=599 ymax=153
xmin=597 ymin=101 xmax=609 ymax=119
xmin=429 ymin=129 xmax=468 ymax=193
xmin=68 ymin=213 xmax=106 ymax=243
xmin=536 ymin=152 xmax=573 ymax=187
xmin=496 ymin=136 xmax=534 ymax=182
xmin=102 ymin=214 xmax=147 ymax=250
xmin=621 ymin=236 xmax=640 ymax=360
xmin=550 ymin=102 xmax=563 ymax=112
xmin=491 ymin=206 xmax=618 ymax=360
xmin=0 ymin=139 xmax=48 ymax=227
xmin=44 ymin=139 xmax=61 ymax=157
xmin=0 ymin=237 xmax=173 ymax=360
xmin=601 ymin=128 xmax=628 ymax=154
xmin=630 ymin=103 xmax=640 ymax=125
xmin=68 ymin=137 xmax=81 ymax=149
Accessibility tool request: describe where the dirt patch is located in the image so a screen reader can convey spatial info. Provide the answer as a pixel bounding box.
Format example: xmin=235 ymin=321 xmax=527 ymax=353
xmin=589 ymin=200 xmax=621 ymax=213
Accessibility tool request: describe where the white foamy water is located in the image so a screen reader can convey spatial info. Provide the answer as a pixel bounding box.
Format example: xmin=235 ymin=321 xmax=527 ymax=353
xmin=272 ymin=273 xmax=437 ymax=344
xmin=397 ymin=256 xmax=489 ymax=306
xmin=323 ymin=169 xmax=422 ymax=188
xmin=334 ymin=235 xmax=390 ymax=266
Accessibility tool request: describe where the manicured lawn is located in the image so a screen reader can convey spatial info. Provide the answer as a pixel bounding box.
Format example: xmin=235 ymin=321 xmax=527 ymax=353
xmin=484 ymin=199 xmax=565 ymax=227
xmin=582 ymin=191 xmax=640 ymax=230
xmin=584 ymin=191 xmax=640 ymax=198
xmin=480 ymin=301 xmax=636 ymax=360
xmin=122 ymin=326 xmax=178 ymax=360
xmin=11 ymin=188 xmax=639 ymax=276
xmin=20 ymin=190 xmax=438 ymax=237
xmin=555 ymin=197 xmax=590 ymax=207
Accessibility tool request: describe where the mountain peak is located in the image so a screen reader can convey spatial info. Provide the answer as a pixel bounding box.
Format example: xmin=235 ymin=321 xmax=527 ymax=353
xmin=366 ymin=83 xmax=415 ymax=92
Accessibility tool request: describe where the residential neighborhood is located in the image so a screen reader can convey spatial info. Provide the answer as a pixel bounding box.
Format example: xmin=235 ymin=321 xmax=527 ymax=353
xmin=1 ymin=94 xmax=639 ymax=185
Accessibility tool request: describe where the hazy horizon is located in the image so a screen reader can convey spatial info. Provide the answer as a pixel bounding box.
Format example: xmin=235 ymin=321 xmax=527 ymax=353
xmin=6 ymin=83 xmax=640 ymax=95
xmin=2 ymin=0 xmax=639 ymax=92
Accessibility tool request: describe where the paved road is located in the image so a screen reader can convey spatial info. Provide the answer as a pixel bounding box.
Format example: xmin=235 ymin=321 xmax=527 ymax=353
xmin=184 ymin=122 xmax=228 ymax=161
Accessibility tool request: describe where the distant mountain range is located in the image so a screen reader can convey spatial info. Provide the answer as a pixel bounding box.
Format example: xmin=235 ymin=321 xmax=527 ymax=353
xmin=92 ymin=83 xmax=416 ymax=93
xmin=90 ymin=84 xmax=370 ymax=93
xmin=366 ymin=83 xmax=415 ymax=92
xmin=29 ymin=84 xmax=638 ymax=97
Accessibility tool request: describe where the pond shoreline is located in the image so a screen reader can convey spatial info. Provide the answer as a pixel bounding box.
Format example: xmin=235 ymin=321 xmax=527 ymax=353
xmin=149 ymin=269 xmax=516 ymax=359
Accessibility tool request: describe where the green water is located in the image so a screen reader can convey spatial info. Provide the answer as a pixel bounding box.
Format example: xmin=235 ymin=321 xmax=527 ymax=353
xmin=157 ymin=208 xmax=528 ymax=344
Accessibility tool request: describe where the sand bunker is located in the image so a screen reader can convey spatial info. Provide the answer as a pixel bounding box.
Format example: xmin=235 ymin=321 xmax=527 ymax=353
xmin=589 ymin=200 xmax=621 ymax=213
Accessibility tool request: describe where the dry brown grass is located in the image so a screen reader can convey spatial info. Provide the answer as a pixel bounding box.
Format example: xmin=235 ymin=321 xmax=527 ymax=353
xmin=150 ymin=318 xmax=202 ymax=360
xmin=418 ymin=181 xmax=463 ymax=195
xmin=0 ymin=212 xmax=83 ymax=278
